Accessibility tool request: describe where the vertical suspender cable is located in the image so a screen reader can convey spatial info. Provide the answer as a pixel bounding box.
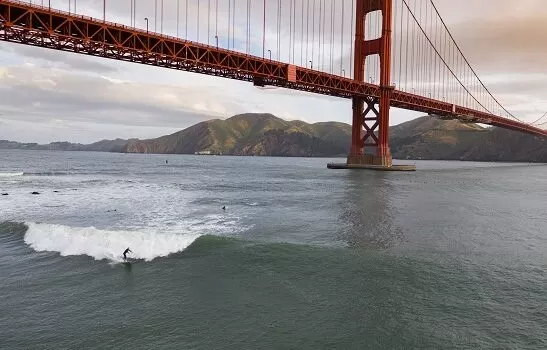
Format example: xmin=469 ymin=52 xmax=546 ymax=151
xmin=425 ymin=1 xmax=430 ymax=95
xmin=289 ymin=0 xmax=293 ymax=62
xmin=393 ymin=0 xmax=398 ymax=85
xmin=312 ymin=0 xmax=316 ymax=69
xmin=280 ymin=0 xmax=282 ymax=60
xmin=234 ymin=0 xmax=236 ymax=49
xmin=246 ymin=0 xmax=249 ymax=53
xmin=422 ymin=0 xmax=426 ymax=94
xmin=434 ymin=11 xmax=438 ymax=98
xmin=323 ymin=0 xmax=326 ymax=71
xmin=404 ymin=2 xmax=409 ymax=91
xmin=293 ymin=0 xmax=296 ymax=63
xmin=329 ymin=0 xmax=332 ymax=73
xmin=452 ymin=33 xmax=456 ymax=105
xmin=397 ymin=0 xmax=404 ymax=89
xmin=340 ymin=0 xmax=344 ymax=75
xmin=441 ymin=25 xmax=445 ymax=100
xmin=318 ymin=0 xmax=322 ymax=70
xmin=377 ymin=2 xmax=380 ymax=83
xmin=301 ymin=0 xmax=304 ymax=66
xmin=417 ymin=0 xmax=422 ymax=94
xmin=410 ymin=0 xmax=415 ymax=92
xmin=350 ymin=0 xmax=354 ymax=78
xmin=278 ymin=0 xmax=281 ymax=60
xmin=263 ymin=0 xmax=266 ymax=58
xmin=228 ymin=0 xmax=231 ymax=49
xmin=457 ymin=52 xmax=461 ymax=105
xmin=439 ymin=15 xmax=443 ymax=101
xmin=248 ymin=0 xmax=251 ymax=53
xmin=306 ymin=0 xmax=310 ymax=67
xmin=330 ymin=0 xmax=336 ymax=74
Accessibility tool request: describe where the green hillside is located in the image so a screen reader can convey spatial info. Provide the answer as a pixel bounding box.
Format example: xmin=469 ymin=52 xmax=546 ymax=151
xmin=2 ymin=113 xmax=545 ymax=162
xmin=122 ymin=113 xmax=353 ymax=157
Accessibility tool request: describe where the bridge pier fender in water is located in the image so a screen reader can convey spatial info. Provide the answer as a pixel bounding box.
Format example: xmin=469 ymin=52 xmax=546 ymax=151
xmin=327 ymin=163 xmax=416 ymax=171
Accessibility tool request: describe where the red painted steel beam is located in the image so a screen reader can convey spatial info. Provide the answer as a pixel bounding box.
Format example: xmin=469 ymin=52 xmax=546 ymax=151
xmin=390 ymin=90 xmax=547 ymax=137
xmin=0 ymin=1 xmax=381 ymax=97
xmin=0 ymin=0 xmax=545 ymax=139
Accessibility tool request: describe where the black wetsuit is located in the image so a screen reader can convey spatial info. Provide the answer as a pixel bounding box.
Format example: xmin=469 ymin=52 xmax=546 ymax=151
xmin=123 ymin=248 xmax=132 ymax=260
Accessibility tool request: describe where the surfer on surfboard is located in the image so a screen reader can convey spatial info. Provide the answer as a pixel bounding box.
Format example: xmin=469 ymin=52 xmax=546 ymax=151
xmin=123 ymin=247 xmax=132 ymax=261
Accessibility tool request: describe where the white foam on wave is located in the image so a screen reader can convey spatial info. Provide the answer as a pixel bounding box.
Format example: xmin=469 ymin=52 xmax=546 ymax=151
xmin=23 ymin=222 xmax=202 ymax=262
xmin=0 ymin=172 xmax=23 ymax=177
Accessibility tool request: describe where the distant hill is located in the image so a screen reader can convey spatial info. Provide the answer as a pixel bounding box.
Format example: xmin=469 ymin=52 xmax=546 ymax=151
xmin=389 ymin=117 xmax=547 ymax=162
xmin=122 ymin=114 xmax=546 ymax=162
xmin=0 ymin=138 xmax=131 ymax=153
xmin=122 ymin=113 xmax=351 ymax=157
xmin=1 ymin=114 xmax=545 ymax=162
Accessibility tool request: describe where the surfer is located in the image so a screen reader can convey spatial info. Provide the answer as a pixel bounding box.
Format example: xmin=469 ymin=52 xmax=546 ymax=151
xmin=123 ymin=247 xmax=132 ymax=261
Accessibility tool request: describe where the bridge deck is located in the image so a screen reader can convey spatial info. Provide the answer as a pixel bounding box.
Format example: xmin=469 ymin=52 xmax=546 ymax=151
xmin=0 ymin=0 xmax=545 ymax=138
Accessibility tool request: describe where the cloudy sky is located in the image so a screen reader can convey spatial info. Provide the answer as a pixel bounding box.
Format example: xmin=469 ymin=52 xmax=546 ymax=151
xmin=0 ymin=0 xmax=545 ymax=143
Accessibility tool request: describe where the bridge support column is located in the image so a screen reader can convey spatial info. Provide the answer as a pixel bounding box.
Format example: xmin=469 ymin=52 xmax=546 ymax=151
xmin=347 ymin=0 xmax=394 ymax=168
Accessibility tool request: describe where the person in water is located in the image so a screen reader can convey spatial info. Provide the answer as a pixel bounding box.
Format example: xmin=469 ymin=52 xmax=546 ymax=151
xmin=123 ymin=247 xmax=132 ymax=261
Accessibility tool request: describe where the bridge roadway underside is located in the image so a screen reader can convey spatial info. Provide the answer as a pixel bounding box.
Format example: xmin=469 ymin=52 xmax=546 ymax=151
xmin=0 ymin=0 xmax=545 ymax=138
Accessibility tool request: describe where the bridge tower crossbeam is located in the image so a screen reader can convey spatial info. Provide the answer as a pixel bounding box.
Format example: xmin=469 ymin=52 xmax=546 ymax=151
xmin=347 ymin=0 xmax=394 ymax=167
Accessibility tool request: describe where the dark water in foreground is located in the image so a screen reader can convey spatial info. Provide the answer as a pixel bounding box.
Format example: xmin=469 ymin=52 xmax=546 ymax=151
xmin=0 ymin=150 xmax=546 ymax=349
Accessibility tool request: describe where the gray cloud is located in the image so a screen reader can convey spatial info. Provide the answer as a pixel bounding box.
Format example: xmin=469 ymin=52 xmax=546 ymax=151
xmin=485 ymin=75 xmax=547 ymax=97
xmin=0 ymin=61 xmax=366 ymax=143
xmin=0 ymin=64 xmax=250 ymax=128
xmin=0 ymin=117 xmax=181 ymax=144
xmin=0 ymin=42 xmax=119 ymax=74
xmin=449 ymin=16 xmax=547 ymax=74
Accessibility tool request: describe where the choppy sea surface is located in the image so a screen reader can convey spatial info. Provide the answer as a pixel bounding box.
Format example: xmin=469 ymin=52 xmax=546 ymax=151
xmin=1 ymin=150 xmax=546 ymax=349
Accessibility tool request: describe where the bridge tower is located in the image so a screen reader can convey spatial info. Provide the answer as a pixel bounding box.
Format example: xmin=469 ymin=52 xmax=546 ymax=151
xmin=347 ymin=0 xmax=394 ymax=167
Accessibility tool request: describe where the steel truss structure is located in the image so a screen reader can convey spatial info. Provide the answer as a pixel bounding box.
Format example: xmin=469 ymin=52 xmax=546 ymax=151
xmin=0 ymin=0 xmax=544 ymax=140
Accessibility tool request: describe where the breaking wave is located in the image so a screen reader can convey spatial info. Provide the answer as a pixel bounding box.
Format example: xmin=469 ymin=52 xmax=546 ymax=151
xmin=0 ymin=172 xmax=24 ymax=177
xmin=23 ymin=222 xmax=204 ymax=262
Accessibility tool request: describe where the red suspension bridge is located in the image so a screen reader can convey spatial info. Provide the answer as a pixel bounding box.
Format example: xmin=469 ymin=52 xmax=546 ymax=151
xmin=0 ymin=0 xmax=545 ymax=168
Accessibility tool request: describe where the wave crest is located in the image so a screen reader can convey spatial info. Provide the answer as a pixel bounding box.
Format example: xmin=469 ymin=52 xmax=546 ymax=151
xmin=24 ymin=222 xmax=202 ymax=262
xmin=0 ymin=172 xmax=24 ymax=177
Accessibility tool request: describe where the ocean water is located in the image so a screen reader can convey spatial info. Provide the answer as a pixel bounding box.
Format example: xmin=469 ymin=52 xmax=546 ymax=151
xmin=0 ymin=150 xmax=545 ymax=349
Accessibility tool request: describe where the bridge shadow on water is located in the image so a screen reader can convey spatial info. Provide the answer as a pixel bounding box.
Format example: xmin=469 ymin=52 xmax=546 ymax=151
xmin=336 ymin=171 xmax=405 ymax=249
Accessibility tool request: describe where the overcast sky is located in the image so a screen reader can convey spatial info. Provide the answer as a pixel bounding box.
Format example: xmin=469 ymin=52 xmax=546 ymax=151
xmin=0 ymin=0 xmax=545 ymax=143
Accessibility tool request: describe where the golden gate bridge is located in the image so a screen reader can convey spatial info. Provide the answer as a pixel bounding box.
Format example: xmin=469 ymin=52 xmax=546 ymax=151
xmin=0 ymin=0 xmax=545 ymax=170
